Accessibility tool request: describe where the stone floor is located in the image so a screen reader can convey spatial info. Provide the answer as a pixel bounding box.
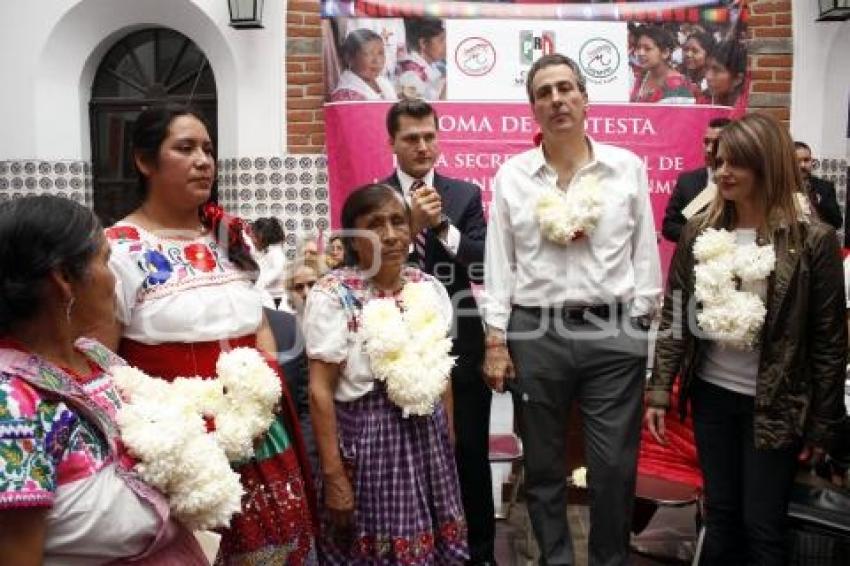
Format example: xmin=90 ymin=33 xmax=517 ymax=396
xmin=489 ymin=393 xmax=684 ymax=565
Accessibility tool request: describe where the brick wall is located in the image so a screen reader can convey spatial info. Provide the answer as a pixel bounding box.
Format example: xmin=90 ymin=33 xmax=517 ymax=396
xmin=746 ymin=0 xmax=793 ymax=125
xmin=283 ymin=1 xmax=795 ymax=153
xmin=286 ymin=0 xmax=325 ymax=153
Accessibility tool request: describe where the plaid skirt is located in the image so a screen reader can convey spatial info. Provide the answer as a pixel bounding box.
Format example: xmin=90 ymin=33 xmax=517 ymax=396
xmin=320 ymin=385 xmax=469 ymax=565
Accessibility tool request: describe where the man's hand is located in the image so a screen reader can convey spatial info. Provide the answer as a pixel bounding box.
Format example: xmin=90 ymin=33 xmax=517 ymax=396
xmin=483 ymin=343 xmax=515 ymax=392
xmin=410 ymin=184 xmax=442 ymax=234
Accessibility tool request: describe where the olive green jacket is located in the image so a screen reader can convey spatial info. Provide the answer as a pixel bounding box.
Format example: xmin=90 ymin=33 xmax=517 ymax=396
xmin=647 ymin=218 xmax=847 ymax=450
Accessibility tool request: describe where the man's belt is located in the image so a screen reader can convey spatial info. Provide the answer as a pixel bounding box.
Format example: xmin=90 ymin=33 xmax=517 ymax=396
xmin=515 ymin=303 xmax=625 ymax=322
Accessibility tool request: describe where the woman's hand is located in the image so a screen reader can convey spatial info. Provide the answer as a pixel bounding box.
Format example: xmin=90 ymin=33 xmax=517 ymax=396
xmin=645 ymin=406 xmax=668 ymax=445
xmin=323 ymin=471 xmax=355 ymax=529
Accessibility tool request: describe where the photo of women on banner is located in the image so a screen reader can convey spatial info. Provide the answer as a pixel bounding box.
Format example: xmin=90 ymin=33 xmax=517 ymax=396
xmin=325 ymin=16 xmax=448 ymax=101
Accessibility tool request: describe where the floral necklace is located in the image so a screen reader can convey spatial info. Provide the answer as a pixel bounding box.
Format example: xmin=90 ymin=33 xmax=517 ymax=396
xmin=110 ymin=347 xmax=281 ymax=530
xmin=360 ymin=280 xmax=456 ymax=417
xmin=692 ymin=227 xmax=776 ymax=349
xmin=536 ymin=173 xmax=604 ymax=245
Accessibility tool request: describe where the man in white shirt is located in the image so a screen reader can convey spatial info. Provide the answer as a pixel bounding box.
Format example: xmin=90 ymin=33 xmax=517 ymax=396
xmin=382 ymin=99 xmax=493 ymax=564
xmin=482 ymin=53 xmax=662 ymax=566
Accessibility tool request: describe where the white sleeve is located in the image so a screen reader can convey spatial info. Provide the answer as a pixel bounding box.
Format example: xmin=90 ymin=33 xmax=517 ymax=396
xmin=481 ymin=170 xmax=516 ymax=331
xmin=428 ymin=275 xmax=454 ymax=329
xmin=630 ymin=159 xmax=663 ymax=318
xmin=108 ymin=244 xmax=144 ymax=325
xmin=303 ymin=289 xmax=348 ymax=364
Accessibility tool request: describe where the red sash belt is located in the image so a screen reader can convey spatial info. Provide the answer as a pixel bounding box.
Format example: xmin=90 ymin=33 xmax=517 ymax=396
xmin=119 ymin=335 xmax=256 ymax=380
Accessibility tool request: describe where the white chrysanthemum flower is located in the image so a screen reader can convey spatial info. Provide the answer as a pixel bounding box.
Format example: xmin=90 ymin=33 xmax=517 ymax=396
xmin=694 ymin=259 xmax=736 ymax=304
xmin=733 ymin=243 xmax=776 ymax=282
xmin=693 ymin=228 xmax=736 ymax=262
xmin=535 ymin=177 xmax=603 ymax=246
xmin=112 ymin=347 xmax=282 ymax=530
xmin=360 ymin=282 xmax=456 ymax=416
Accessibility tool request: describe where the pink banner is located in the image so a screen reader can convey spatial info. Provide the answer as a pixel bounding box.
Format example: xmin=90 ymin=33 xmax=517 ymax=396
xmin=325 ymin=101 xmax=731 ymax=271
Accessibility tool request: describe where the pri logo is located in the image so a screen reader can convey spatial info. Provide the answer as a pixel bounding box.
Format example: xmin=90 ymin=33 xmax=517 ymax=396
xmin=455 ymin=37 xmax=497 ymax=77
xmin=520 ymin=31 xmax=555 ymax=65
xmin=579 ymin=38 xmax=620 ymax=82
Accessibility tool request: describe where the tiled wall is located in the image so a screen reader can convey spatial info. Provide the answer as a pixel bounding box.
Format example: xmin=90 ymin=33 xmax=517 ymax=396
xmin=0 ymin=160 xmax=93 ymax=205
xmin=0 ymin=156 xmax=331 ymax=262
xmin=2 ymin=154 xmax=846 ymax=259
xmin=813 ymin=156 xmax=849 ymax=239
xmin=217 ymin=154 xmax=330 ymax=260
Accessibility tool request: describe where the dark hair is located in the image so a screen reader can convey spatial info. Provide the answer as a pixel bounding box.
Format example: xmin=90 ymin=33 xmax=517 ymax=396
xmin=405 ymin=17 xmax=445 ymax=53
xmin=340 ymin=28 xmax=383 ymax=69
xmin=340 ymin=183 xmax=408 ymax=265
xmin=708 ymin=40 xmax=747 ymax=77
xmin=686 ymin=31 xmax=716 ymax=58
xmin=709 ymin=117 xmax=732 ymax=129
xmin=251 ymin=217 xmax=285 ymax=250
xmin=634 ymin=24 xmax=676 ymax=54
xmin=386 ymin=98 xmax=438 ymax=138
xmin=132 ymin=105 xmax=256 ymax=272
xmin=132 ymin=104 xmax=212 ymax=199
xmin=0 ymin=196 xmax=101 ymax=333
xmin=794 ymin=141 xmax=811 ymax=152
xmin=526 ymin=53 xmax=587 ymax=103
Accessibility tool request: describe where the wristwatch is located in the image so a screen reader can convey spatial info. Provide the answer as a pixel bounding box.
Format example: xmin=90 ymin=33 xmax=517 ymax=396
xmin=431 ymin=213 xmax=450 ymax=234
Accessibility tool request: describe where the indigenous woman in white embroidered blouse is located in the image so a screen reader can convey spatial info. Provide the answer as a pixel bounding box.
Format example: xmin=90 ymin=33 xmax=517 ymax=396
xmin=646 ymin=114 xmax=847 ymax=565
xmin=0 ymin=196 xmax=207 ymax=565
xmin=330 ymin=29 xmax=398 ymax=102
xmin=101 ymin=105 xmax=316 ymax=564
xmin=304 ymin=184 xmax=468 ymax=563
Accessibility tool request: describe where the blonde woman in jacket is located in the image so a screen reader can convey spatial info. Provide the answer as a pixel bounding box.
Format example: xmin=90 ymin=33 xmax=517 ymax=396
xmin=646 ymin=113 xmax=847 ymax=565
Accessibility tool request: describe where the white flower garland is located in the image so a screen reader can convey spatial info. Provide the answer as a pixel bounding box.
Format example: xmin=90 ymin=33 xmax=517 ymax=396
xmin=693 ymin=228 xmax=776 ymax=349
xmin=360 ymin=281 xmax=456 ymax=417
xmin=535 ymin=175 xmax=603 ymax=245
xmin=110 ymin=347 xmax=282 ymax=530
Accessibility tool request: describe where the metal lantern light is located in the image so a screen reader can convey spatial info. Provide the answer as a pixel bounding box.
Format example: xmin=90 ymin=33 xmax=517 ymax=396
xmin=228 ymin=0 xmax=264 ymax=29
xmin=818 ymin=0 xmax=850 ymax=21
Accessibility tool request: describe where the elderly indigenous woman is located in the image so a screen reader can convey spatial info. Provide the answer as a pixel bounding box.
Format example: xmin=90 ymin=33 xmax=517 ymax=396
xmin=0 ymin=196 xmax=207 ymax=565
xmin=645 ymin=114 xmax=847 ymax=565
xmin=331 ymin=28 xmax=398 ymax=102
xmin=630 ymin=24 xmax=696 ymax=104
xmin=305 ymin=184 xmax=468 ymax=564
xmin=102 ymin=105 xmax=316 ymax=564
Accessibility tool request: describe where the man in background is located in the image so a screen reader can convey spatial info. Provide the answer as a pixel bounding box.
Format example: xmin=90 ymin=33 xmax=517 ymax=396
xmin=795 ymin=140 xmax=842 ymax=230
xmin=661 ymin=117 xmax=730 ymax=242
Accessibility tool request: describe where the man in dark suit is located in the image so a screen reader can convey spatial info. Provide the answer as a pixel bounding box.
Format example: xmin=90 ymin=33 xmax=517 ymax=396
xmin=662 ymin=117 xmax=731 ymax=242
xmin=795 ymin=141 xmax=842 ymax=230
xmin=383 ymin=99 xmax=493 ymax=565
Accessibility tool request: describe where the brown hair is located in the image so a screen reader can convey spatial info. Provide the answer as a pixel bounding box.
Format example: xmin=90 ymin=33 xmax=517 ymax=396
xmin=701 ymin=113 xmax=803 ymax=244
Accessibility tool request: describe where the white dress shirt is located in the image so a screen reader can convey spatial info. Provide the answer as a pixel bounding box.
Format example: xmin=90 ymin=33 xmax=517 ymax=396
xmin=395 ymin=168 xmax=461 ymax=256
xmin=482 ymin=138 xmax=662 ymax=331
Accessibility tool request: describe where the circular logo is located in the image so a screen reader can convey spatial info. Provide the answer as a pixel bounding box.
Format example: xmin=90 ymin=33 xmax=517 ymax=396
xmin=455 ymin=37 xmax=496 ymax=77
xmin=579 ymin=38 xmax=620 ymax=80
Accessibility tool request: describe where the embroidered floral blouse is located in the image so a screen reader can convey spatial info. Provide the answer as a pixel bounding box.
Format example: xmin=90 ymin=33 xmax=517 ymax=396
xmin=0 ymin=346 xmax=122 ymax=508
xmin=106 ymin=221 xmax=263 ymax=345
